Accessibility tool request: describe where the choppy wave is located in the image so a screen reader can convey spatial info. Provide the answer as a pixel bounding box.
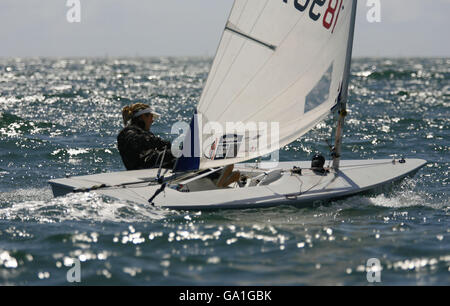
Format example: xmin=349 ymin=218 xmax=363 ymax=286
xmin=0 ymin=57 xmax=448 ymax=285
xmin=0 ymin=188 xmax=173 ymax=223
xmin=0 ymin=112 xmax=60 ymax=138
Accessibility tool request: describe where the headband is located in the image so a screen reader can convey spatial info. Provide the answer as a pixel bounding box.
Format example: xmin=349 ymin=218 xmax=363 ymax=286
xmin=133 ymin=108 xmax=160 ymax=119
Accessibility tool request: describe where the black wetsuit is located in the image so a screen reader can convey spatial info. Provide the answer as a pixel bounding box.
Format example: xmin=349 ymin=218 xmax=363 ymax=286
xmin=117 ymin=123 xmax=176 ymax=170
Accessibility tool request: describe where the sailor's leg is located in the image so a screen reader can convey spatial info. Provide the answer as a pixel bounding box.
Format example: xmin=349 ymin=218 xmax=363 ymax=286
xmin=216 ymin=165 xmax=235 ymax=187
xmin=221 ymin=171 xmax=241 ymax=187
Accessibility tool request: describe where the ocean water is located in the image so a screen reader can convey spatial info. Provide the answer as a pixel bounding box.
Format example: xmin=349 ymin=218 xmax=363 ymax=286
xmin=0 ymin=57 xmax=448 ymax=285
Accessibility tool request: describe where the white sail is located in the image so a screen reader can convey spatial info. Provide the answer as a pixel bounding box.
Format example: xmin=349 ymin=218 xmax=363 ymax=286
xmin=177 ymin=0 xmax=357 ymax=171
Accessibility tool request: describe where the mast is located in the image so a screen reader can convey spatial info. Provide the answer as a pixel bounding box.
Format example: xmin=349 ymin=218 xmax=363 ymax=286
xmin=332 ymin=0 xmax=358 ymax=170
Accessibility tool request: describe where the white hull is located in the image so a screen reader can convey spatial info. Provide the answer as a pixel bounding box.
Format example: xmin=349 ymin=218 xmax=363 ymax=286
xmin=49 ymin=158 xmax=426 ymax=210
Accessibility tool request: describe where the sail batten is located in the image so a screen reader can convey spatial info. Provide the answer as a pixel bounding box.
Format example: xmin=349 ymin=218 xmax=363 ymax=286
xmin=225 ymin=22 xmax=277 ymax=51
xmin=176 ymin=0 xmax=357 ymax=172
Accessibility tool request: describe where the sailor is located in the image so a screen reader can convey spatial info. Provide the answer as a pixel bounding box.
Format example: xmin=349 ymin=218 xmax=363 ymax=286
xmin=311 ymin=153 xmax=328 ymax=174
xmin=118 ymin=103 xmax=176 ymax=170
xmin=216 ymin=164 xmax=242 ymax=188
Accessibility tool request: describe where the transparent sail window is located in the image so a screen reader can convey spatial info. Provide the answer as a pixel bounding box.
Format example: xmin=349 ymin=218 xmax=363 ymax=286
xmin=304 ymin=64 xmax=333 ymax=113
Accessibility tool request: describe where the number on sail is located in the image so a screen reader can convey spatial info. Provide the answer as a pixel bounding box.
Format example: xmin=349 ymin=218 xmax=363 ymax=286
xmin=282 ymin=0 xmax=344 ymax=31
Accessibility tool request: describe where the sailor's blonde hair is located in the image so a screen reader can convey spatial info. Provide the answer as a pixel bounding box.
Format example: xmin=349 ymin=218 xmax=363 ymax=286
xmin=122 ymin=103 xmax=150 ymax=126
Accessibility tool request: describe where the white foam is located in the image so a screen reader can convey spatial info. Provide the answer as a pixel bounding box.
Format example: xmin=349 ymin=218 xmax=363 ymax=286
xmin=368 ymin=193 xmax=427 ymax=209
xmin=338 ymin=186 xmax=444 ymax=210
xmin=0 ymin=188 xmax=174 ymax=224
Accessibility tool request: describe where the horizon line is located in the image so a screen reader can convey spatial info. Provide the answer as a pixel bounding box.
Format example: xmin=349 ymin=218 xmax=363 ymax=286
xmin=1 ymin=55 xmax=449 ymax=60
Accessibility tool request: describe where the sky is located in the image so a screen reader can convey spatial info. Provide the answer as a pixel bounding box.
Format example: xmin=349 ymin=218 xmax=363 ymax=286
xmin=0 ymin=0 xmax=449 ymax=58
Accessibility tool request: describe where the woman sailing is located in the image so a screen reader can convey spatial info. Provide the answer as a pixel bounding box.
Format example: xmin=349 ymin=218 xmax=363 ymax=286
xmin=118 ymin=103 xmax=176 ymax=170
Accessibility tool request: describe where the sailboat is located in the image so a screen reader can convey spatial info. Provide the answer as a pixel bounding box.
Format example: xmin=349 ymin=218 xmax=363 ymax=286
xmin=49 ymin=0 xmax=426 ymax=210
